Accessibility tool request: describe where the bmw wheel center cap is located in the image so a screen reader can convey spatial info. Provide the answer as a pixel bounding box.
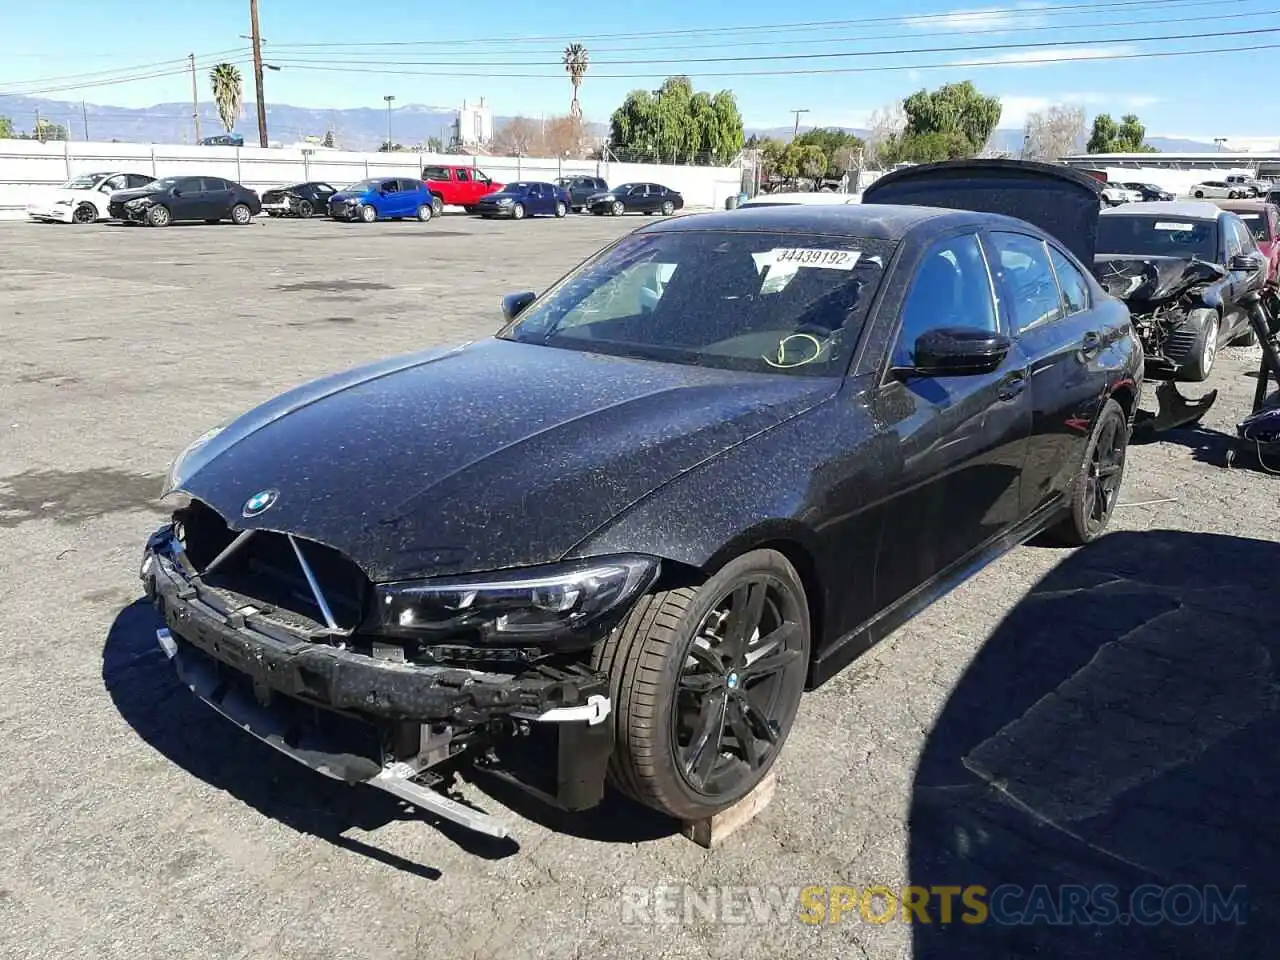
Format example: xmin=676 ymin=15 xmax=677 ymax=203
xmin=242 ymin=488 xmax=280 ymax=518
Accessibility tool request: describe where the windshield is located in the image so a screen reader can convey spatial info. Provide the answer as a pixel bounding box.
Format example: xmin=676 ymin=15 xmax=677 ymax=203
xmin=1097 ymin=215 xmax=1218 ymax=260
xmin=504 ymin=182 xmax=532 ymax=192
xmin=342 ymin=179 xmax=379 ymax=193
xmin=500 ymin=229 xmax=891 ymax=377
xmin=62 ymin=174 xmax=106 ymax=190
xmin=1235 ymin=213 xmax=1272 ymax=242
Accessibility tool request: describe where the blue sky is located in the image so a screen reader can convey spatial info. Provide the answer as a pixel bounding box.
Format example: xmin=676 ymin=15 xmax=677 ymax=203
xmin=2 ymin=0 xmax=1278 ymax=138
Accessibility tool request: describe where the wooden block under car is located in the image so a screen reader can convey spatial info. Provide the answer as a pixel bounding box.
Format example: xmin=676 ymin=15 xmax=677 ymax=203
xmin=681 ymin=771 xmax=777 ymax=849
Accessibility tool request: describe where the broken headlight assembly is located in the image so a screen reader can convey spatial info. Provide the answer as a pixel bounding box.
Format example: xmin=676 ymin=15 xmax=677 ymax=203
xmin=373 ymin=555 xmax=660 ymax=648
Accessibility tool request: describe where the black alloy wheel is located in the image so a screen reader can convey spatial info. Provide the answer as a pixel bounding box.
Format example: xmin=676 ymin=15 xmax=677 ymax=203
xmin=595 ymin=548 xmax=810 ymax=820
xmin=296 ymin=199 xmax=314 ymax=218
xmin=72 ymin=204 xmax=97 ymax=224
xmin=1050 ymin=398 xmax=1128 ymax=546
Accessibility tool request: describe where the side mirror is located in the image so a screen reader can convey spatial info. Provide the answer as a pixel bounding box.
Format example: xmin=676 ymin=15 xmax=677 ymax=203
xmin=501 ymin=291 xmax=537 ymax=322
xmin=896 ymin=327 xmax=1012 ymax=378
xmin=1230 ymin=254 xmax=1259 ymax=272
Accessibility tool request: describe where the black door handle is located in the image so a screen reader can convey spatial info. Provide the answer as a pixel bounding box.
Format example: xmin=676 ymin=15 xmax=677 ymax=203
xmin=1080 ymin=331 xmax=1101 ymax=356
xmin=998 ymin=370 xmax=1027 ymax=401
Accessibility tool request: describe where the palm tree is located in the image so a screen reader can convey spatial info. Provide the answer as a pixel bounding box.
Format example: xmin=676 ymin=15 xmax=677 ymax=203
xmin=562 ymin=43 xmax=589 ymax=121
xmin=209 ymin=63 xmax=244 ymax=136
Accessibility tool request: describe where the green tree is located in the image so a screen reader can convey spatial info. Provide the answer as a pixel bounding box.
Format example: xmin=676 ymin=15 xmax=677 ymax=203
xmin=563 ymin=43 xmax=589 ymax=121
xmin=0 ymin=116 xmax=14 ymax=138
xmin=607 ymin=77 xmax=744 ymax=164
xmin=901 ymin=81 xmax=1002 ymax=156
xmin=793 ymin=127 xmax=864 ymax=178
xmin=1087 ymin=112 xmax=1158 ymax=153
xmin=209 ymin=63 xmax=244 ymax=135
xmin=877 ymin=129 xmax=973 ymax=166
xmin=425 ymin=135 xmax=444 ymax=153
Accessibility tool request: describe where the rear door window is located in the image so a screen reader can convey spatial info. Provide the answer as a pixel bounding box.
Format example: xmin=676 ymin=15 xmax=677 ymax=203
xmin=456 ymin=168 xmax=472 ymax=182
xmin=1047 ymin=246 xmax=1091 ymax=315
xmin=986 ymin=232 xmax=1066 ymax=332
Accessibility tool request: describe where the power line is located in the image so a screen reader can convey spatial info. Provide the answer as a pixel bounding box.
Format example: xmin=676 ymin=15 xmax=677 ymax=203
xmin=267 ymin=39 xmax=1280 ymax=80
xmin=6 ymin=57 xmax=256 ymax=97
xmin=0 ymin=48 xmax=251 ymax=92
xmin=262 ymin=0 xmax=1234 ymax=48
xmin=266 ymin=25 xmax=1280 ymax=70
xmin=268 ymin=5 xmax=1267 ymax=59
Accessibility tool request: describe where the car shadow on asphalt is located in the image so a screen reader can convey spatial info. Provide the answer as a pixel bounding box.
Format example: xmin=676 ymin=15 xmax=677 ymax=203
xmin=909 ymin=529 xmax=1277 ymax=958
xmin=102 ymin=599 xmax=521 ymax=877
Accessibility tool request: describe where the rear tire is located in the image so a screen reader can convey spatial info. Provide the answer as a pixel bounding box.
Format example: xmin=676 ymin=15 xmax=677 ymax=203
xmin=1228 ymin=190 xmax=1240 ymax=199
xmin=297 ymin=199 xmax=314 ymax=218
xmin=554 ymin=201 xmax=567 ymax=218
xmin=1047 ymin=398 xmax=1128 ymax=546
xmin=230 ymin=203 xmax=252 ymax=225
xmin=592 ymin=549 xmax=811 ymax=821
xmin=662 ymin=200 xmax=675 ymax=216
xmin=416 ymin=203 xmax=433 ymax=222
xmin=1181 ymin=308 xmax=1220 ymax=381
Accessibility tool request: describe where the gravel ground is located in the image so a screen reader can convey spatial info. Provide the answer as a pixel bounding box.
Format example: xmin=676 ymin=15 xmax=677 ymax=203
xmin=1 ymin=214 xmax=1278 ymax=960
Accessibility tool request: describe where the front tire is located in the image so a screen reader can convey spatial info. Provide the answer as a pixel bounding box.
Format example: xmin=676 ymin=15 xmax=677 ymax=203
xmin=1181 ymin=308 xmax=1220 ymax=381
xmin=145 ymin=205 xmax=171 ymax=227
xmin=72 ymin=203 xmax=97 ymax=224
xmin=512 ymin=202 xmax=525 ymax=220
xmin=611 ymin=200 xmax=624 ymax=217
xmin=593 ymin=549 xmax=810 ymax=821
xmin=1194 ymin=190 xmax=1205 ymax=198
xmin=359 ymin=204 xmax=377 ymax=223
xmin=1228 ymin=190 xmax=1240 ymax=199
xmin=230 ymin=203 xmax=252 ymax=225
xmin=1048 ymin=398 xmax=1129 ymax=546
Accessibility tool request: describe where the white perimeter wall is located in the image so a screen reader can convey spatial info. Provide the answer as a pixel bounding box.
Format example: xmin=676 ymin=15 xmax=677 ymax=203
xmin=0 ymin=139 xmax=746 ymax=218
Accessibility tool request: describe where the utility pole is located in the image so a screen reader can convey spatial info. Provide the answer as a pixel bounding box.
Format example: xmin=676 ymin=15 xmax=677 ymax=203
xmin=790 ymin=108 xmax=809 ymax=140
xmin=188 ymin=53 xmax=201 ymax=143
xmin=249 ymin=0 xmax=268 ymax=147
xmin=81 ymin=101 xmax=89 ymax=140
xmin=383 ymin=94 xmax=395 ymax=149
xmin=34 ymin=107 xmax=41 ymax=141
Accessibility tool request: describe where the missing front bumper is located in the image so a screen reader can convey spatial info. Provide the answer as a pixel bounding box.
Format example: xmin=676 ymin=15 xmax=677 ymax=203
xmin=140 ymin=529 xmax=616 ymax=838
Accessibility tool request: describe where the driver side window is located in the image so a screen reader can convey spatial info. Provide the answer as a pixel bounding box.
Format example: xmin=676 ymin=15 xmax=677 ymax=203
xmin=891 ymin=233 xmax=998 ymax=368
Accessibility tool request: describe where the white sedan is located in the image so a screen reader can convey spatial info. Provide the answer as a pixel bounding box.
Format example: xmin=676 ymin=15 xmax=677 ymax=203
xmin=26 ymin=171 xmax=156 ymax=223
xmin=1188 ymin=180 xmax=1247 ymax=200
xmin=740 ymin=191 xmax=862 ymax=207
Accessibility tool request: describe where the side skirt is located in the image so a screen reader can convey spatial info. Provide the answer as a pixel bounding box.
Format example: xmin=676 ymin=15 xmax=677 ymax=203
xmin=807 ymin=497 xmax=1067 ymax=689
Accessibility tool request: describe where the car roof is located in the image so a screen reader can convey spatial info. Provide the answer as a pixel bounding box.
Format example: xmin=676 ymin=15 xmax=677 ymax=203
xmin=1101 ymin=200 xmax=1224 ymax=221
xmin=636 ymin=203 xmax=1036 ymax=242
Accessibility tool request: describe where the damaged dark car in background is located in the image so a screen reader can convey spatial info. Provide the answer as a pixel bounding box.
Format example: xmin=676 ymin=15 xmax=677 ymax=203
xmin=139 ymin=159 xmax=1143 ymax=841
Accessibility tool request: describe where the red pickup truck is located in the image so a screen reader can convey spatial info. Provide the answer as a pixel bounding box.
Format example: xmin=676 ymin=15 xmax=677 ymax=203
xmin=422 ymin=164 xmax=504 ymax=212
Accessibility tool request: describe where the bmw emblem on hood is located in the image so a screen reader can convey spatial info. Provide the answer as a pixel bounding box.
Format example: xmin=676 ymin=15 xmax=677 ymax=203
xmin=242 ymin=488 xmax=279 ymax=518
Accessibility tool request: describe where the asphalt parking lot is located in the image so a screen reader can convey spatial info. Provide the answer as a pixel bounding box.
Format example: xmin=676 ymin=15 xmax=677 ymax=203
xmin=2 ymin=212 xmax=1279 ymax=960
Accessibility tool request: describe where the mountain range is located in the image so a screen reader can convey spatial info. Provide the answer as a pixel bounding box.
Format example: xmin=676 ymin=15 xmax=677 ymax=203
xmin=0 ymin=92 xmax=1232 ymax=155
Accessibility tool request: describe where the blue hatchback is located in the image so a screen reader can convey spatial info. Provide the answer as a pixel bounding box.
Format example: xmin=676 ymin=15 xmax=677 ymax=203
xmin=327 ymin=176 xmax=436 ymax=223
xmin=475 ymin=181 xmax=571 ymax=220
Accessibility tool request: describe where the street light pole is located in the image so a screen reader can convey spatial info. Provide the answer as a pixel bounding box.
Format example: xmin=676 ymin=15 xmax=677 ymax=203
xmin=188 ymin=53 xmax=201 ymax=143
xmin=384 ymin=95 xmax=395 ymax=149
xmin=249 ymin=0 xmax=268 ymax=147
xmin=790 ymin=108 xmax=810 ymax=140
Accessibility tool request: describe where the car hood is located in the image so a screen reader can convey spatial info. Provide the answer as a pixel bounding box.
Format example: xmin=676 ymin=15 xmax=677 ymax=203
xmin=478 ymin=191 xmax=520 ymax=202
xmin=110 ymin=187 xmax=160 ymax=203
xmin=1092 ymin=254 xmax=1227 ymax=303
xmin=862 ymin=158 xmax=1102 ymax=265
xmin=173 ymin=338 xmax=834 ymax=582
xmin=329 ymin=191 xmax=370 ymax=203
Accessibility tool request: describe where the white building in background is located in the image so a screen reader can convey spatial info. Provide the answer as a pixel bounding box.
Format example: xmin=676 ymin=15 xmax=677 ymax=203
xmin=453 ymin=99 xmax=494 ymax=150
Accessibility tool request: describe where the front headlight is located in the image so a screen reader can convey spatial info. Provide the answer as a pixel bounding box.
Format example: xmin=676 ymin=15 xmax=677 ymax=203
xmin=163 ymin=422 xmax=227 ymax=496
xmin=374 ymin=555 xmax=660 ymax=647
xmin=496 ymin=197 xmax=513 ymax=205
xmin=125 ymin=197 xmax=149 ymax=208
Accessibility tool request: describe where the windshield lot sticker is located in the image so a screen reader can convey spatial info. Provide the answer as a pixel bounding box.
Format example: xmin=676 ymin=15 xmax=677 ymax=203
xmin=766 ymin=248 xmax=861 ymax=270
xmin=1154 ymin=222 xmax=1195 ymax=231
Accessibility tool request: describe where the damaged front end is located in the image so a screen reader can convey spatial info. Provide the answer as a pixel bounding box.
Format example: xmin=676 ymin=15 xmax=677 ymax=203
xmin=139 ymin=499 xmax=644 ymax=839
xmin=1095 ymin=256 xmax=1222 ymax=431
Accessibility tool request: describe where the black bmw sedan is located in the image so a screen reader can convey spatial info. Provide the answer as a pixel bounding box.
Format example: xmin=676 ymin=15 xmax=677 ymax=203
xmin=586 ymin=181 xmax=683 ymax=216
xmin=139 ymin=160 xmax=1141 ymax=839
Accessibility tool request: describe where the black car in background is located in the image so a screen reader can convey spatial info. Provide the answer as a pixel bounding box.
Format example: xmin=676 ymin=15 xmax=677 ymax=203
xmin=586 ymin=182 xmax=684 ymax=216
xmin=555 ymin=175 xmax=608 ymax=212
xmin=140 ymin=159 xmax=1141 ymax=840
xmin=1118 ymin=181 xmax=1175 ymax=202
xmin=261 ymin=182 xmax=337 ymax=218
xmin=108 ymin=176 xmax=262 ymax=227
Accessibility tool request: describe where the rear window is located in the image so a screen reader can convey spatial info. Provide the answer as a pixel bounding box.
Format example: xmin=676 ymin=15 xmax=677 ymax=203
xmin=501 ymin=229 xmax=893 ymax=377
